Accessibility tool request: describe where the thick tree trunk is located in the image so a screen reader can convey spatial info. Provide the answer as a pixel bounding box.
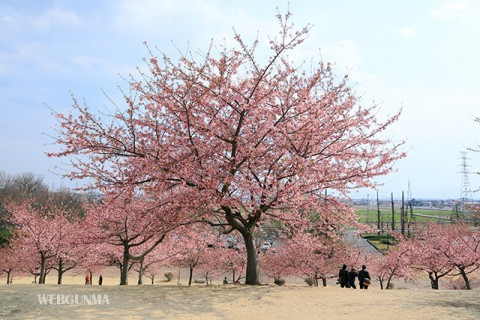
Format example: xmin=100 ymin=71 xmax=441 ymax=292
xmin=39 ymin=253 xmax=47 ymax=284
xmin=313 ymin=272 xmax=318 ymax=287
xmin=428 ymin=272 xmax=439 ymax=290
xmin=386 ymin=273 xmax=395 ymax=290
xmin=321 ymin=277 xmax=327 ymax=287
xmin=7 ymin=270 xmax=12 ymax=284
xmin=57 ymin=259 xmax=63 ymax=285
xmin=188 ymin=267 xmax=193 ymax=286
xmin=137 ymin=258 xmax=144 ymax=285
xmin=459 ymin=267 xmax=471 ymax=290
xmin=120 ymin=246 xmax=130 ymax=285
xmin=243 ymin=232 xmax=260 ymax=285
xmin=151 ymin=275 xmax=155 ymax=285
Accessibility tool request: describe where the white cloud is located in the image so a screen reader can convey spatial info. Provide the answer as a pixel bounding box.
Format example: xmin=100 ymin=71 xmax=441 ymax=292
xmin=112 ymin=0 xmax=228 ymax=34
xmin=430 ymin=0 xmax=473 ymax=20
xmin=31 ymin=7 xmax=81 ymax=30
xmin=1 ymin=6 xmax=82 ymax=32
xmin=397 ymin=28 xmax=416 ymax=38
xmin=2 ymin=15 xmax=13 ymax=23
xmin=323 ymin=40 xmax=362 ymax=69
xmin=69 ymin=56 xmax=97 ymax=69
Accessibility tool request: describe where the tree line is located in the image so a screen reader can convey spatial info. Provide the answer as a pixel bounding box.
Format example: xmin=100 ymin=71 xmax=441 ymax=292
xmin=2 ymin=172 xmax=480 ymax=290
xmin=2 ymin=8 xmax=480 ymax=290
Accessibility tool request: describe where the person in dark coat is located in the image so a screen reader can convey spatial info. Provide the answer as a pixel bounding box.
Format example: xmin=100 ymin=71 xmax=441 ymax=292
xmin=338 ymin=264 xmax=350 ymax=288
xmin=98 ymin=274 xmax=103 ymax=285
xmin=348 ymin=267 xmax=358 ymax=289
xmin=358 ymin=265 xmax=371 ymax=289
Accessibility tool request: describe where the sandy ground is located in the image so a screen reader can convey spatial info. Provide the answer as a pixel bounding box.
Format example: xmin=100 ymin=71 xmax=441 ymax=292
xmin=1 ymin=271 xmax=480 ymax=320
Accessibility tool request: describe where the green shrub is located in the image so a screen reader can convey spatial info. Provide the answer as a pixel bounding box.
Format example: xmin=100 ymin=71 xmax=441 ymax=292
xmin=274 ymin=278 xmax=285 ymax=286
xmin=164 ymin=272 xmax=174 ymax=282
xmin=304 ymin=278 xmax=314 ymax=286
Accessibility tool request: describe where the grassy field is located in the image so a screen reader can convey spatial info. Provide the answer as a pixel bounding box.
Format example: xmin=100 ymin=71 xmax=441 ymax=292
xmin=355 ymin=206 xmax=458 ymax=250
xmin=355 ymin=206 xmax=455 ymax=224
xmin=360 ymin=232 xmax=398 ymax=251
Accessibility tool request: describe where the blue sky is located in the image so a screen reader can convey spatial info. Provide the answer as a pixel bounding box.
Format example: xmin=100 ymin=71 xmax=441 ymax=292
xmin=1 ymin=0 xmax=480 ymax=199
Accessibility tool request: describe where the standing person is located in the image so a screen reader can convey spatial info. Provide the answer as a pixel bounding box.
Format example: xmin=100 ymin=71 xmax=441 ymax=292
xmin=98 ymin=274 xmax=103 ymax=285
xmin=85 ymin=273 xmax=90 ymax=285
xmin=223 ymin=277 xmax=228 ymax=285
xmin=358 ymin=265 xmax=371 ymax=289
xmin=338 ymin=264 xmax=350 ymax=288
xmin=348 ymin=267 xmax=358 ymax=289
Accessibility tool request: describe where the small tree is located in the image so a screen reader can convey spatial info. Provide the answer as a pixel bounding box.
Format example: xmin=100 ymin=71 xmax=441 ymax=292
xmin=218 ymin=243 xmax=247 ymax=283
xmin=0 ymin=244 xmax=17 ymax=284
xmin=6 ymin=199 xmax=78 ymax=284
xmin=370 ymin=240 xmax=413 ymax=289
xmin=170 ymin=225 xmax=220 ymax=286
xmin=131 ymin=235 xmax=182 ymax=285
xmin=410 ymin=224 xmax=453 ymax=290
xmin=439 ymin=223 xmax=480 ymax=290
xmin=84 ymin=191 xmax=191 ymax=285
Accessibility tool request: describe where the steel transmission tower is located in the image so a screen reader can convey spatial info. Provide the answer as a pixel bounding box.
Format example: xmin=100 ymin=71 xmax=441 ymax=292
xmin=460 ymin=151 xmax=472 ymax=211
xmin=407 ymin=181 xmax=412 ymax=205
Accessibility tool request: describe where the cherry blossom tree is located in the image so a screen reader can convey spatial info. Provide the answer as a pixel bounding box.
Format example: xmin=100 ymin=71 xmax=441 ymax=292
xmin=6 ymin=199 xmax=80 ymax=284
xmin=16 ymin=240 xmax=43 ymax=283
xmin=170 ymin=225 xmax=220 ymax=286
xmin=409 ymin=223 xmax=453 ymax=290
xmin=89 ymin=242 xmax=124 ymax=283
xmin=259 ymin=240 xmax=295 ymax=284
xmin=137 ymin=240 xmax=181 ymax=285
xmin=394 ymin=223 xmax=480 ymax=290
xmin=49 ymin=9 xmax=404 ymax=285
xmin=0 ymin=244 xmax=17 ymax=284
xmin=130 ymin=234 xmax=182 ymax=285
xmin=261 ymin=229 xmax=362 ymax=287
xmin=219 ymin=243 xmax=247 ymax=283
xmin=369 ymin=239 xmax=413 ymax=289
xmin=1 ymin=236 xmax=46 ymax=284
xmin=197 ymin=245 xmax=225 ymax=285
xmin=84 ymin=191 xmax=191 ymax=285
xmin=437 ymin=223 xmax=480 ymax=290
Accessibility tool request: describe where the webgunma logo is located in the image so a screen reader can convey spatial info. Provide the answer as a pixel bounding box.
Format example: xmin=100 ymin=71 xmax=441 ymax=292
xmin=37 ymin=294 xmax=110 ymax=305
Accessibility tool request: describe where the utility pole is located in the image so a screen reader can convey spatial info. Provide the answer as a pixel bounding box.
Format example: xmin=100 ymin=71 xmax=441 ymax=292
xmin=391 ymin=192 xmax=395 ymax=232
xmin=377 ymin=191 xmax=381 ymax=234
xmin=366 ymin=194 xmax=370 ymax=224
xmin=401 ymin=191 xmax=405 ymax=235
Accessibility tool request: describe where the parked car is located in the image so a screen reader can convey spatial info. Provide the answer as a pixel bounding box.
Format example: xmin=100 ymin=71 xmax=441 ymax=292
xmin=226 ymin=236 xmax=237 ymax=249
xmin=260 ymin=242 xmax=271 ymax=252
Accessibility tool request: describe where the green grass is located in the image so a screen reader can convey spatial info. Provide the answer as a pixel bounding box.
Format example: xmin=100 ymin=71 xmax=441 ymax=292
xmin=355 ymin=206 xmax=454 ymax=224
xmin=361 ymin=232 xmax=397 ymax=251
